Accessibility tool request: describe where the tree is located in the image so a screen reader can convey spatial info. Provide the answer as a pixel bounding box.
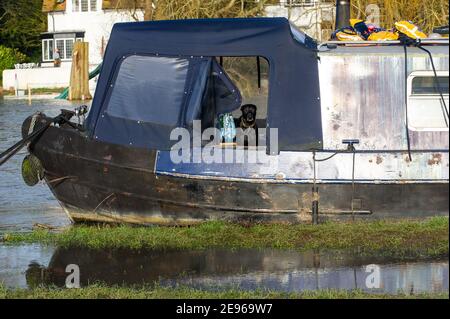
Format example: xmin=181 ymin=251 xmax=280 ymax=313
xmin=152 ymin=0 xmax=273 ymax=20
xmin=0 ymin=0 xmax=47 ymax=61
xmin=111 ymin=0 xmax=275 ymax=21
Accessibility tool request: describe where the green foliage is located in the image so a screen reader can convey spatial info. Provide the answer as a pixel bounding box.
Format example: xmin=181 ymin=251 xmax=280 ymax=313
xmin=0 ymin=45 xmax=27 ymax=82
xmin=0 ymin=0 xmax=46 ymax=61
xmin=0 ymin=284 xmax=448 ymax=299
xmin=4 ymin=217 xmax=449 ymax=259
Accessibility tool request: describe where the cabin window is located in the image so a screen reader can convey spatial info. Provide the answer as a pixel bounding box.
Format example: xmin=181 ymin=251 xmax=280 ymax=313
xmin=407 ymin=71 xmax=449 ymax=131
xmin=207 ymin=56 xmax=270 ymax=148
xmin=411 ymin=76 xmax=449 ymax=95
xmin=221 ymin=57 xmax=269 ymax=123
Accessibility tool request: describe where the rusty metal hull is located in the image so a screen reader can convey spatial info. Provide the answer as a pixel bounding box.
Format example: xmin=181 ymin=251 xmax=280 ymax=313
xmin=318 ymin=45 xmax=449 ymax=151
xmin=30 ymin=125 xmax=449 ymax=225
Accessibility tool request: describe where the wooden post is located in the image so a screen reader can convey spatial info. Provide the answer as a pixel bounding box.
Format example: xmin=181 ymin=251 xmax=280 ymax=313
xmin=27 ymin=84 xmax=32 ymax=105
xmin=69 ymin=42 xmax=92 ymax=101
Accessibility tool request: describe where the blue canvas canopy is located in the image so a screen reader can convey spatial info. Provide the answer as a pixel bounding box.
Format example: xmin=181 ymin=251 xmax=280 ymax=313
xmin=85 ymin=17 xmax=323 ymax=152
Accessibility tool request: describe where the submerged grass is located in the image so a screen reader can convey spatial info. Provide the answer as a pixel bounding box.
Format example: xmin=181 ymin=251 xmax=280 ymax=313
xmin=2 ymin=217 xmax=448 ymax=258
xmin=0 ymin=284 xmax=447 ymax=299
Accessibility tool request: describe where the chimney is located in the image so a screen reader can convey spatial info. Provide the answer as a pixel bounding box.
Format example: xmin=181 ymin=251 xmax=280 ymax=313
xmin=335 ymin=0 xmax=350 ymax=30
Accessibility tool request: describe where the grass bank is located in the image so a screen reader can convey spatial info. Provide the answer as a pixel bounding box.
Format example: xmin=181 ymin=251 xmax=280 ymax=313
xmin=0 ymin=87 xmax=65 ymax=96
xmin=2 ymin=217 xmax=448 ymax=258
xmin=0 ymin=284 xmax=447 ymax=299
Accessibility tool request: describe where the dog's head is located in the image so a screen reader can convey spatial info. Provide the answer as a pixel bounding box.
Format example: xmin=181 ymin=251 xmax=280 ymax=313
xmin=240 ymin=104 xmax=257 ymax=125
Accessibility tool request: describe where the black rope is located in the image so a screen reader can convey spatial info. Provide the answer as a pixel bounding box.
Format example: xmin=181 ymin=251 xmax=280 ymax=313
xmin=313 ymin=151 xmax=339 ymax=162
xmin=416 ymin=45 xmax=449 ymax=125
xmin=0 ymin=114 xmax=67 ymax=167
xmin=0 ymin=123 xmax=50 ymax=166
xmin=403 ymin=44 xmax=413 ymax=162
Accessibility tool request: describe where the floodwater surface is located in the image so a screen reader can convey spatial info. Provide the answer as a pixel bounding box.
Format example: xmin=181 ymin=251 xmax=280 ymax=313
xmin=0 ymin=244 xmax=448 ymax=295
xmin=0 ymin=98 xmax=78 ymax=232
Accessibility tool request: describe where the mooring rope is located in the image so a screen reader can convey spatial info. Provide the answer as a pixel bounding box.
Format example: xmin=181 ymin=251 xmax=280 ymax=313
xmin=0 ymin=122 xmax=52 ymax=167
xmin=0 ymin=112 xmax=75 ymax=167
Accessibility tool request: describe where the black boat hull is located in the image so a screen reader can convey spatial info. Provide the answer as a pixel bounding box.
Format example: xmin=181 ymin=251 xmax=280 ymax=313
xmin=29 ymin=124 xmax=449 ymax=225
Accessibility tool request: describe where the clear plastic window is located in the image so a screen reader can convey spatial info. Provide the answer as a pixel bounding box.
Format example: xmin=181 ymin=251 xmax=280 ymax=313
xmin=106 ymin=55 xmax=189 ymax=126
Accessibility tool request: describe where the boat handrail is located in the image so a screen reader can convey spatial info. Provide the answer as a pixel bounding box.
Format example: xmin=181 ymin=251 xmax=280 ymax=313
xmin=320 ymin=38 xmax=449 ymax=47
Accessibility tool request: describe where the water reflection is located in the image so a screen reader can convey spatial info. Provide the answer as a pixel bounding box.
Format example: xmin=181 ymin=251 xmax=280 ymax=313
xmin=5 ymin=245 xmax=446 ymax=295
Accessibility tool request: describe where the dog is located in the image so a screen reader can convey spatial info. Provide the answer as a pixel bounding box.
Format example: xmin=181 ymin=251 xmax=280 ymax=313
xmin=236 ymin=104 xmax=258 ymax=147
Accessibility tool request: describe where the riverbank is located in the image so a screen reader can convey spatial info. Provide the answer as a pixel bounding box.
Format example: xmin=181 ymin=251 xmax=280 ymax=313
xmin=2 ymin=217 xmax=448 ymax=258
xmin=0 ymin=87 xmax=65 ymax=96
xmin=0 ymin=284 xmax=447 ymax=299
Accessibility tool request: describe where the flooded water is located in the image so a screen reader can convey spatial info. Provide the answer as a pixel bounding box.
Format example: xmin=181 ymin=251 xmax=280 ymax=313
xmin=0 ymin=244 xmax=447 ymax=294
xmin=0 ymin=98 xmax=78 ymax=232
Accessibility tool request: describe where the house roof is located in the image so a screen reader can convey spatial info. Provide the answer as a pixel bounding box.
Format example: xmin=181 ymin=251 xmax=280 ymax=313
xmin=42 ymin=0 xmax=66 ymax=12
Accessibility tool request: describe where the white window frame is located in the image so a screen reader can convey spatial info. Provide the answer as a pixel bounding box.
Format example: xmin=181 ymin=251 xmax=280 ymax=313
xmin=72 ymin=0 xmax=97 ymax=12
xmin=64 ymin=39 xmax=75 ymax=61
xmin=407 ymin=70 xmax=449 ymax=132
xmin=42 ymin=39 xmax=54 ymax=62
xmin=54 ymin=38 xmax=76 ymax=61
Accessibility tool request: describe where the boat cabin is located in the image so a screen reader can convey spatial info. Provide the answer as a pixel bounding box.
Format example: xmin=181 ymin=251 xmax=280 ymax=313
xmin=85 ymin=18 xmax=323 ymax=154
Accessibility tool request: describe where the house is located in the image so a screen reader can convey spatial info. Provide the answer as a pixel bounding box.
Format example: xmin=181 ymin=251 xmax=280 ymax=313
xmin=41 ymin=0 xmax=145 ymax=67
xmin=2 ymin=0 xmax=333 ymax=92
xmin=266 ymin=1 xmax=335 ymax=40
xmin=2 ymin=0 xmax=144 ymax=92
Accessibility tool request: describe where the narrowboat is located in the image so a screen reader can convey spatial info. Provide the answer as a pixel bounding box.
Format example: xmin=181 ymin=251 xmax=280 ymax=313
xmin=20 ymin=18 xmax=449 ymax=225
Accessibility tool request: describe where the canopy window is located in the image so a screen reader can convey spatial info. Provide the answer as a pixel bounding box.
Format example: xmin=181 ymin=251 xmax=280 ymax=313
xmin=94 ymin=54 xmax=241 ymax=150
xmin=107 ymin=55 xmax=190 ymax=125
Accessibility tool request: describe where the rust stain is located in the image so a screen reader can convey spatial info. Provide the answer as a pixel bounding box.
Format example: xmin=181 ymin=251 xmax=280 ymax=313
xmin=428 ymin=153 xmax=442 ymax=166
xmin=376 ymin=156 xmax=383 ymax=165
xmin=257 ymin=189 xmax=270 ymax=200
xmin=331 ymin=112 xmax=341 ymax=121
xmin=300 ymin=192 xmax=320 ymax=205
xmin=203 ymin=194 xmax=214 ymax=204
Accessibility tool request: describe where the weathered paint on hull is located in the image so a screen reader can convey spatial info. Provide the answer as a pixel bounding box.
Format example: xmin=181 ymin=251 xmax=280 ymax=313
xmin=30 ymin=125 xmax=449 ymax=225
